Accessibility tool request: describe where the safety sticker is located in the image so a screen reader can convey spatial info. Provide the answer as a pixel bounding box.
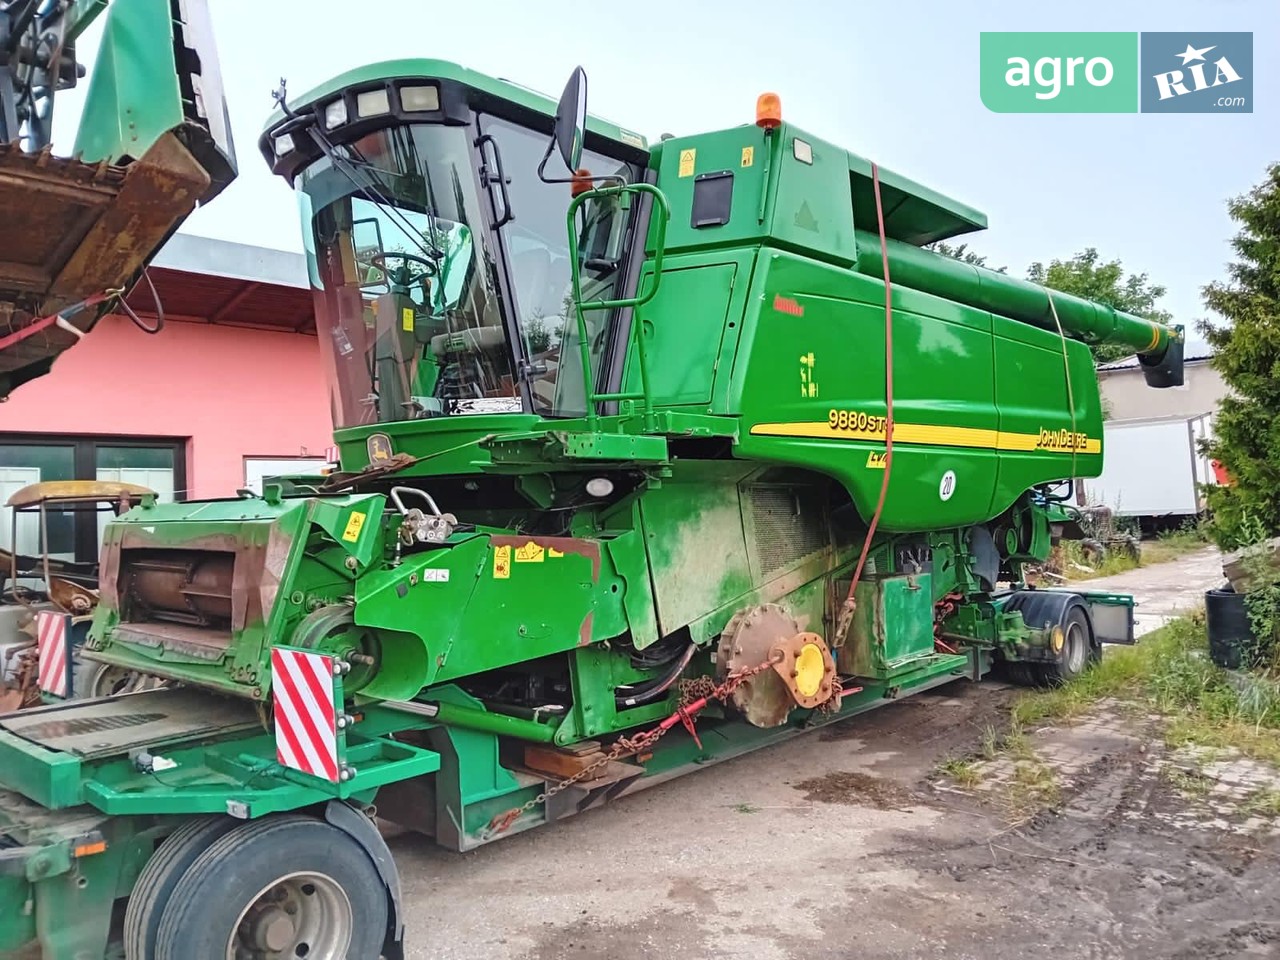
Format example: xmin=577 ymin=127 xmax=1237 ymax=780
xmin=678 ymin=148 xmax=696 ymax=177
xmin=493 ymin=545 xmax=512 ymax=579
xmin=402 ymin=307 xmax=414 ymax=332
xmin=422 ymin=569 xmax=450 ymax=582
xmin=548 ymin=546 xmax=565 ymax=558
xmin=741 ymin=146 xmax=755 ymax=167
xmin=866 ymin=451 xmax=887 ymax=469
xmin=939 ymin=470 xmax=957 ymax=502
xmin=342 ymin=512 xmax=366 ymax=542
xmin=515 ymin=542 xmax=545 ymax=563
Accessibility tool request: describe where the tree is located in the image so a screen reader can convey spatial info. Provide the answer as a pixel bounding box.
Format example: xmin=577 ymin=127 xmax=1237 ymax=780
xmin=1196 ymin=162 xmax=1280 ymax=548
xmin=1026 ymin=249 xmax=1174 ymax=364
xmin=924 ymin=240 xmax=1007 ymax=273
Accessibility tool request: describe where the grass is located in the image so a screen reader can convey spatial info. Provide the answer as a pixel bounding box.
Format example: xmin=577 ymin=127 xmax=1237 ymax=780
xmin=938 ymin=757 xmax=984 ymax=788
xmin=1243 ymin=788 xmax=1280 ymax=817
xmin=1012 ymin=617 xmax=1280 ymax=766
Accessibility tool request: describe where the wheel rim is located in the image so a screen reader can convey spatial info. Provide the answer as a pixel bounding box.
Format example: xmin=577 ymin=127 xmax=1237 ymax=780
xmin=227 ymin=871 xmax=353 ymax=960
xmin=1064 ymin=620 xmax=1087 ymax=674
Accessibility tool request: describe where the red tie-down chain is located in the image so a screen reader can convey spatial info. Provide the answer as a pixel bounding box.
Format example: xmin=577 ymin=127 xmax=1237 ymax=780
xmin=482 ymin=653 xmax=795 ymax=840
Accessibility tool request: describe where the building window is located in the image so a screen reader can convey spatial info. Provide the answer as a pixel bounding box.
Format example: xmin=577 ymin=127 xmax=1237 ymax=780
xmin=0 ymin=435 xmax=185 ymax=565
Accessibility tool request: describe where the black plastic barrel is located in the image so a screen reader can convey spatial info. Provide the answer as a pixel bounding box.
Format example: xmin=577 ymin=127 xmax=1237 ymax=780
xmin=1205 ymin=587 xmax=1255 ymax=670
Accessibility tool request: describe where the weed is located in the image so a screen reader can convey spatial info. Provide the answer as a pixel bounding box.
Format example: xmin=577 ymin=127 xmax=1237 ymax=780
xmin=1008 ymin=760 xmax=1061 ymax=813
xmin=732 ymin=802 xmax=759 ymax=814
xmin=980 ymin=724 xmax=1000 ymax=761
xmin=938 ymin=757 xmax=984 ymax=788
xmin=1242 ymin=788 xmax=1280 ymax=817
xmin=1164 ymin=765 xmax=1214 ymax=799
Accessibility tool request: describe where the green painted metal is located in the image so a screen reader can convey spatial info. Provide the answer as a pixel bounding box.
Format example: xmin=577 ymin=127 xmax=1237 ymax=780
xmin=840 ymin=574 xmax=939 ymax=679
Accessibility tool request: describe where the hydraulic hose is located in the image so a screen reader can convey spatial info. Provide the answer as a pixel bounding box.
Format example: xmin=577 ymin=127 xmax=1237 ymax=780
xmin=835 ymin=161 xmax=895 ymax=642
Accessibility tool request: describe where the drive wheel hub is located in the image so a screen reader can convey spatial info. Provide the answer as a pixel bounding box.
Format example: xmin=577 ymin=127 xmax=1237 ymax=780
xmin=716 ymin=604 xmax=837 ymax=728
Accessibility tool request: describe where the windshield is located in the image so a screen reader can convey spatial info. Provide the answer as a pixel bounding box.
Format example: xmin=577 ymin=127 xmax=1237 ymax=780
xmin=302 ymin=123 xmax=520 ymax=428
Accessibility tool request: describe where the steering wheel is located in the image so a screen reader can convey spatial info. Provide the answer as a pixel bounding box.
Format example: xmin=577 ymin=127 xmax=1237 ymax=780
xmin=369 ymin=251 xmax=437 ymax=290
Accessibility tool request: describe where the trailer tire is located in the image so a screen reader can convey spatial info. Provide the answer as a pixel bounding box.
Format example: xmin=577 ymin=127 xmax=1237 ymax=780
xmin=1036 ymin=605 xmax=1092 ymax=687
xmin=123 ymin=815 xmax=238 ymax=960
xmin=153 ymin=813 xmax=388 ymax=960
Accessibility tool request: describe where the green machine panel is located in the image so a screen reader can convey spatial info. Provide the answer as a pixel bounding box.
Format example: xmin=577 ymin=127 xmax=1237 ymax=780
xmin=839 ymin=573 xmax=936 ymax=679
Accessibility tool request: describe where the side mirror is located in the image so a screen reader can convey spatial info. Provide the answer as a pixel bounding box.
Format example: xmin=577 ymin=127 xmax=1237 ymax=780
xmin=553 ymin=67 xmax=588 ymax=171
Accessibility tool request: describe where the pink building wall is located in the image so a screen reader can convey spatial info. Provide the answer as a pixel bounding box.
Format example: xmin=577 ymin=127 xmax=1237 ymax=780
xmin=0 ymin=314 xmax=332 ymax=498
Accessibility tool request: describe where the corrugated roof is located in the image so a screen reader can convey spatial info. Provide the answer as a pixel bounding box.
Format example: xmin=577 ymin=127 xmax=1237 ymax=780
xmin=1097 ymin=353 xmax=1213 ymax=371
xmin=122 ymin=235 xmax=313 ymax=335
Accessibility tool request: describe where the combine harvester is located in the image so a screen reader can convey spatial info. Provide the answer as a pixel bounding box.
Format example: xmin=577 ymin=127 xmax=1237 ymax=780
xmin=0 ymin=41 xmax=1184 ymax=959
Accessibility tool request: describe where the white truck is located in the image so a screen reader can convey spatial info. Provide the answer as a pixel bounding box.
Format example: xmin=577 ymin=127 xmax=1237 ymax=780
xmin=1078 ymin=414 xmax=1218 ymax=520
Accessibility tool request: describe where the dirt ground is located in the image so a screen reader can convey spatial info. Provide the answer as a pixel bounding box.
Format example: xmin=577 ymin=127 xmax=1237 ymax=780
xmin=389 ymin=548 xmax=1280 ymax=960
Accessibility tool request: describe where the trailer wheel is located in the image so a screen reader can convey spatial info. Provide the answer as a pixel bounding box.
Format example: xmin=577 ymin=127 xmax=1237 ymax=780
xmin=123 ymin=815 xmax=238 ymax=960
xmin=153 ymin=813 xmax=388 ymax=960
xmin=1035 ymin=605 xmax=1093 ymax=687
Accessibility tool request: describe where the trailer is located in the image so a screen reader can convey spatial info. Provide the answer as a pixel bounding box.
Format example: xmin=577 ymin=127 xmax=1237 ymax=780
xmin=0 ymin=18 xmax=1188 ymax=956
xmin=1080 ymin=414 xmax=1216 ymax=522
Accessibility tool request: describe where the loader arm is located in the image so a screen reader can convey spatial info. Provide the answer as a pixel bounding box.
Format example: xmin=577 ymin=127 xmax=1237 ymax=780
xmin=0 ymin=0 xmax=236 ymax=399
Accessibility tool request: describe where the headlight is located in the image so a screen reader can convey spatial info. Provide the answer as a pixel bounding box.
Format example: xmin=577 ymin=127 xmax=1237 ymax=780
xmin=356 ymin=88 xmax=391 ymax=118
xmin=273 ymin=132 xmax=294 ymax=156
xmin=400 ymin=84 xmax=440 ymax=112
xmin=323 ymin=99 xmax=348 ymax=130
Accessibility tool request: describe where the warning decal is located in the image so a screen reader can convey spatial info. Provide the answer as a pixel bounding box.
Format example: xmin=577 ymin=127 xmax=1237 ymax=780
xmin=493 ymin=544 xmax=512 ymax=579
xmin=342 ymin=512 xmax=366 ymax=542
xmin=678 ymin=148 xmax=696 ymax=177
xmin=741 ymin=146 xmax=755 ymax=167
xmin=515 ymin=542 xmax=545 ymax=563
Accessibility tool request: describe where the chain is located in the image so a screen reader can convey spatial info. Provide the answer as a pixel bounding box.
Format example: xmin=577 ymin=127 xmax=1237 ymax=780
xmin=482 ymin=653 xmax=784 ymax=840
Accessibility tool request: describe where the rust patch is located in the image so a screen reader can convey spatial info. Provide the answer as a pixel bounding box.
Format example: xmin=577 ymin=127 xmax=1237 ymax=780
xmin=488 ymin=535 xmax=601 ymax=581
xmin=579 ymin=610 xmax=595 ymax=646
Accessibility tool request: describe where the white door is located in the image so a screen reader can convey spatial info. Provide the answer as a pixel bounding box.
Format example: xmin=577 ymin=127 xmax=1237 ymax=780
xmin=244 ymin=459 xmax=329 ymax=496
xmin=0 ymin=466 xmax=42 ymax=557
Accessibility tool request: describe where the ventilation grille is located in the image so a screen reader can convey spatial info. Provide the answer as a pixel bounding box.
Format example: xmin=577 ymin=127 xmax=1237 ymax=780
xmin=747 ymin=486 xmax=829 ymax=578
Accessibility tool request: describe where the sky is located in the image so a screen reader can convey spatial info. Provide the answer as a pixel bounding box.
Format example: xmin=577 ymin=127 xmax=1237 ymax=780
xmin=52 ymin=0 xmax=1278 ymax=351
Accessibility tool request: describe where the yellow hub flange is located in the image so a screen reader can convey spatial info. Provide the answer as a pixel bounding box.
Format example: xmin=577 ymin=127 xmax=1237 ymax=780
xmin=769 ymin=631 xmax=838 ymax=709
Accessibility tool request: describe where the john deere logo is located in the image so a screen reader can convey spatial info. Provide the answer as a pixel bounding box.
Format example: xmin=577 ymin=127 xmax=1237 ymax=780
xmin=367 ymin=433 xmax=393 ymax=462
xmin=1141 ymin=33 xmax=1252 ymax=113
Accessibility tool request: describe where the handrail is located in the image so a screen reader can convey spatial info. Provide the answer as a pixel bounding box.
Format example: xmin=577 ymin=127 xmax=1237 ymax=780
xmin=565 ymin=182 xmax=672 ymax=431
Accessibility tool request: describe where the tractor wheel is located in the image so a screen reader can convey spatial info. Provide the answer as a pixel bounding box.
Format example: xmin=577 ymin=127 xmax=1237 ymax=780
xmin=123 ymin=815 xmax=239 ymax=959
xmin=1034 ymin=605 xmax=1093 ymax=687
xmin=153 ymin=813 xmax=388 ymax=960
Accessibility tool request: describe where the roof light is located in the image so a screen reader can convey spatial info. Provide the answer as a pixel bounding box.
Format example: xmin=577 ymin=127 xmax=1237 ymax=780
xmin=356 ymin=88 xmax=391 ymax=118
xmin=400 ymin=84 xmax=440 ymax=112
xmin=586 ymin=477 xmax=614 ymax=497
xmin=323 ymin=99 xmax=348 ymax=130
xmin=273 ymin=132 xmax=294 ymax=156
xmin=756 ymin=92 xmax=782 ymax=130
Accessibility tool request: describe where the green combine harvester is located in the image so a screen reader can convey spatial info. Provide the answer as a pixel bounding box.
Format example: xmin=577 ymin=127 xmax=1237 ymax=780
xmin=0 ymin=6 xmax=1185 ymax=957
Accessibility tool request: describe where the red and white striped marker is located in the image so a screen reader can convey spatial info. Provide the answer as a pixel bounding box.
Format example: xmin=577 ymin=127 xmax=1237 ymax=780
xmin=271 ymin=648 xmax=340 ymax=782
xmin=36 ymin=610 xmax=70 ymax=697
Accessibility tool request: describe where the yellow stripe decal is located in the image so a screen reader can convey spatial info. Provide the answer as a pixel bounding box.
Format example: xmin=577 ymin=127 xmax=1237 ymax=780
xmin=748 ymin=420 xmax=1100 ymax=455
xmin=1145 ymin=324 xmax=1161 ymax=352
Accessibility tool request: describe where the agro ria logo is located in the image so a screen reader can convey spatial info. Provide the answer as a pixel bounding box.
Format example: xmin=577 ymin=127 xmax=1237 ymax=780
xmin=1152 ymin=43 xmax=1242 ymax=101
